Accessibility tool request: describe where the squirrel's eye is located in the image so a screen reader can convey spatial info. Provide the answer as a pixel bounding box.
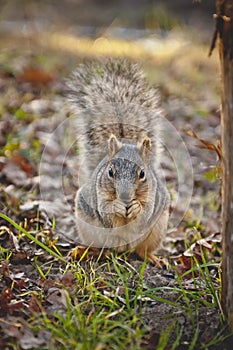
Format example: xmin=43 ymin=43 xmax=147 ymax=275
xmin=139 ymin=168 xmax=145 ymax=180
xmin=108 ymin=167 xmax=114 ymax=178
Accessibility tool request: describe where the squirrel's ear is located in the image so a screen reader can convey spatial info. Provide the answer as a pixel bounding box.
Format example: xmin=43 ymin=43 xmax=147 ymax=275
xmin=138 ymin=136 xmax=151 ymax=161
xmin=108 ymin=134 xmax=122 ymax=158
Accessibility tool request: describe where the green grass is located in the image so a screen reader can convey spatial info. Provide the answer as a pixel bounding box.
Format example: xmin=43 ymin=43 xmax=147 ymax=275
xmin=28 ymin=257 xmax=227 ymax=350
xmin=32 ymin=294 xmax=145 ymax=350
xmin=27 ymin=256 xmax=148 ymax=350
xmin=0 ymin=213 xmax=67 ymax=263
xmin=1 ymin=213 xmax=232 ymax=349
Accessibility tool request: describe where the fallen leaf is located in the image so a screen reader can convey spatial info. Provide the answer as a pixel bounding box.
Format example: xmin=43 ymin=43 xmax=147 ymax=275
xmin=29 ymin=294 xmax=42 ymax=314
xmin=12 ymin=153 xmax=35 ymax=175
xmin=46 ymin=287 xmax=69 ymax=309
xmin=19 ymin=327 xmax=51 ymax=350
xmin=0 ymin=225 xmax=20 ymax=251
xmin=0 ymin=318 xmax=22 ymax=339
xmin=61 ymin=271 xmax=75 ymax=287
xmin=17 ymin=67 xmax=55 ymax=85
xmin=69 ymin=245 xmax=111 ymax=261
xmin=0 ymin=287 xmax=13 ymax=304
xmin=0 ymin=261 xmax=11 ymax=282
xmin=7 ymin=300 xmax=25 ymax=315
xmin=1 ymin=160 xmax=32 ymax=187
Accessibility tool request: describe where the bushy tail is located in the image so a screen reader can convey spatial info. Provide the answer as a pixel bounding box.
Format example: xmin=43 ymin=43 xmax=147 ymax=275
xmin=66 ymin=59 xmax=163 ymax=177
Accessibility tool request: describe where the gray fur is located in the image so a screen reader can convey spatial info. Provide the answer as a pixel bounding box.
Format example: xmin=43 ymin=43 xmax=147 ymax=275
xmin=66 ymin=59 xmax=163 ymax=180
xmin=67 ymin=59 xmax=170 ymax=260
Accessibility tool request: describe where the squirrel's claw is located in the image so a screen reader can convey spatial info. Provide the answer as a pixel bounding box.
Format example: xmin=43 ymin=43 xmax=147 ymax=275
xmin=114 ymin=199 xmax=142 ymax=221
xmin=147 ymin=254 xmax=169 ymax=268
xmin=113 ymin=199 xmax=127 ymax=218
xmin=126 ymin=200 xmax=142 ymax=220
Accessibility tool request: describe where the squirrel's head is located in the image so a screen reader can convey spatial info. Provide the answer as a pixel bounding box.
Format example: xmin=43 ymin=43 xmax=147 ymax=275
xmin=108 ymin=134 xmax=151 ymax=162
xmin=101 ymin=134 xmax=152 ymax=214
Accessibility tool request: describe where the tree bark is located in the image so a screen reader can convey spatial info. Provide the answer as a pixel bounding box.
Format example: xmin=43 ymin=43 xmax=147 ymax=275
xmin=215 ymin=0 xmax=233 ymax=327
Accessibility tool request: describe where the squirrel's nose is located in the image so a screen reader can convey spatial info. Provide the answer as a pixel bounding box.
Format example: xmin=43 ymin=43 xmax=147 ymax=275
xmin=119 ymin=191 xmax=132 ymax=207
xmin=116 ymin=180 xmax=134 ymax=204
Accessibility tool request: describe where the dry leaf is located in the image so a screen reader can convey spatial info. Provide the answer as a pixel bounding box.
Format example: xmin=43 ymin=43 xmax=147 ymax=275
xmin=12 ymin=153 xmax=35 ymax=175
xmin=69 ymin=245 xmax=110 ymax=261
xmin=18 ymin=67 xmax=54 ymax=85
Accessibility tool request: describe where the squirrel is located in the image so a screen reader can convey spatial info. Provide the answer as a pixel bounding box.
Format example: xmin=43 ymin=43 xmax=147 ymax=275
xmin=66 ymin=59 xmax=170 ymax=263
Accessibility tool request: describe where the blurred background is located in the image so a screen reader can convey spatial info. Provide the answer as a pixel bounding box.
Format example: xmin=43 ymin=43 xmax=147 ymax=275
xmin=0 ymin=0 xmax=215 ymax=35
xmin=0 ymin=0 xmax=219 ymax=99
xmin=0 ymin=0 xmax=216 ymax=55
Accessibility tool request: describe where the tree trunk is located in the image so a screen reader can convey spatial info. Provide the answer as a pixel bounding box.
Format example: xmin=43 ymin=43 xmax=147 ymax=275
xmin=215 ymin=0 xmax=233 ymax=327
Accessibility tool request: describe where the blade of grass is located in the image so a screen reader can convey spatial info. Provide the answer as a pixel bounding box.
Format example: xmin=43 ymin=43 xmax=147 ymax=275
xmin=0 ymin=213 xmax=67 ymax=264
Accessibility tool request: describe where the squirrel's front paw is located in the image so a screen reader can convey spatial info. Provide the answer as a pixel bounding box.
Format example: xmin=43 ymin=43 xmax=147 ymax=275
xmin=113 ymin=199 xmax=142 ymax=220
xmin=126 ymin=200 xmax=142 ymax=220
xmin=113 ymin=199 xmax=127 ymax=218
